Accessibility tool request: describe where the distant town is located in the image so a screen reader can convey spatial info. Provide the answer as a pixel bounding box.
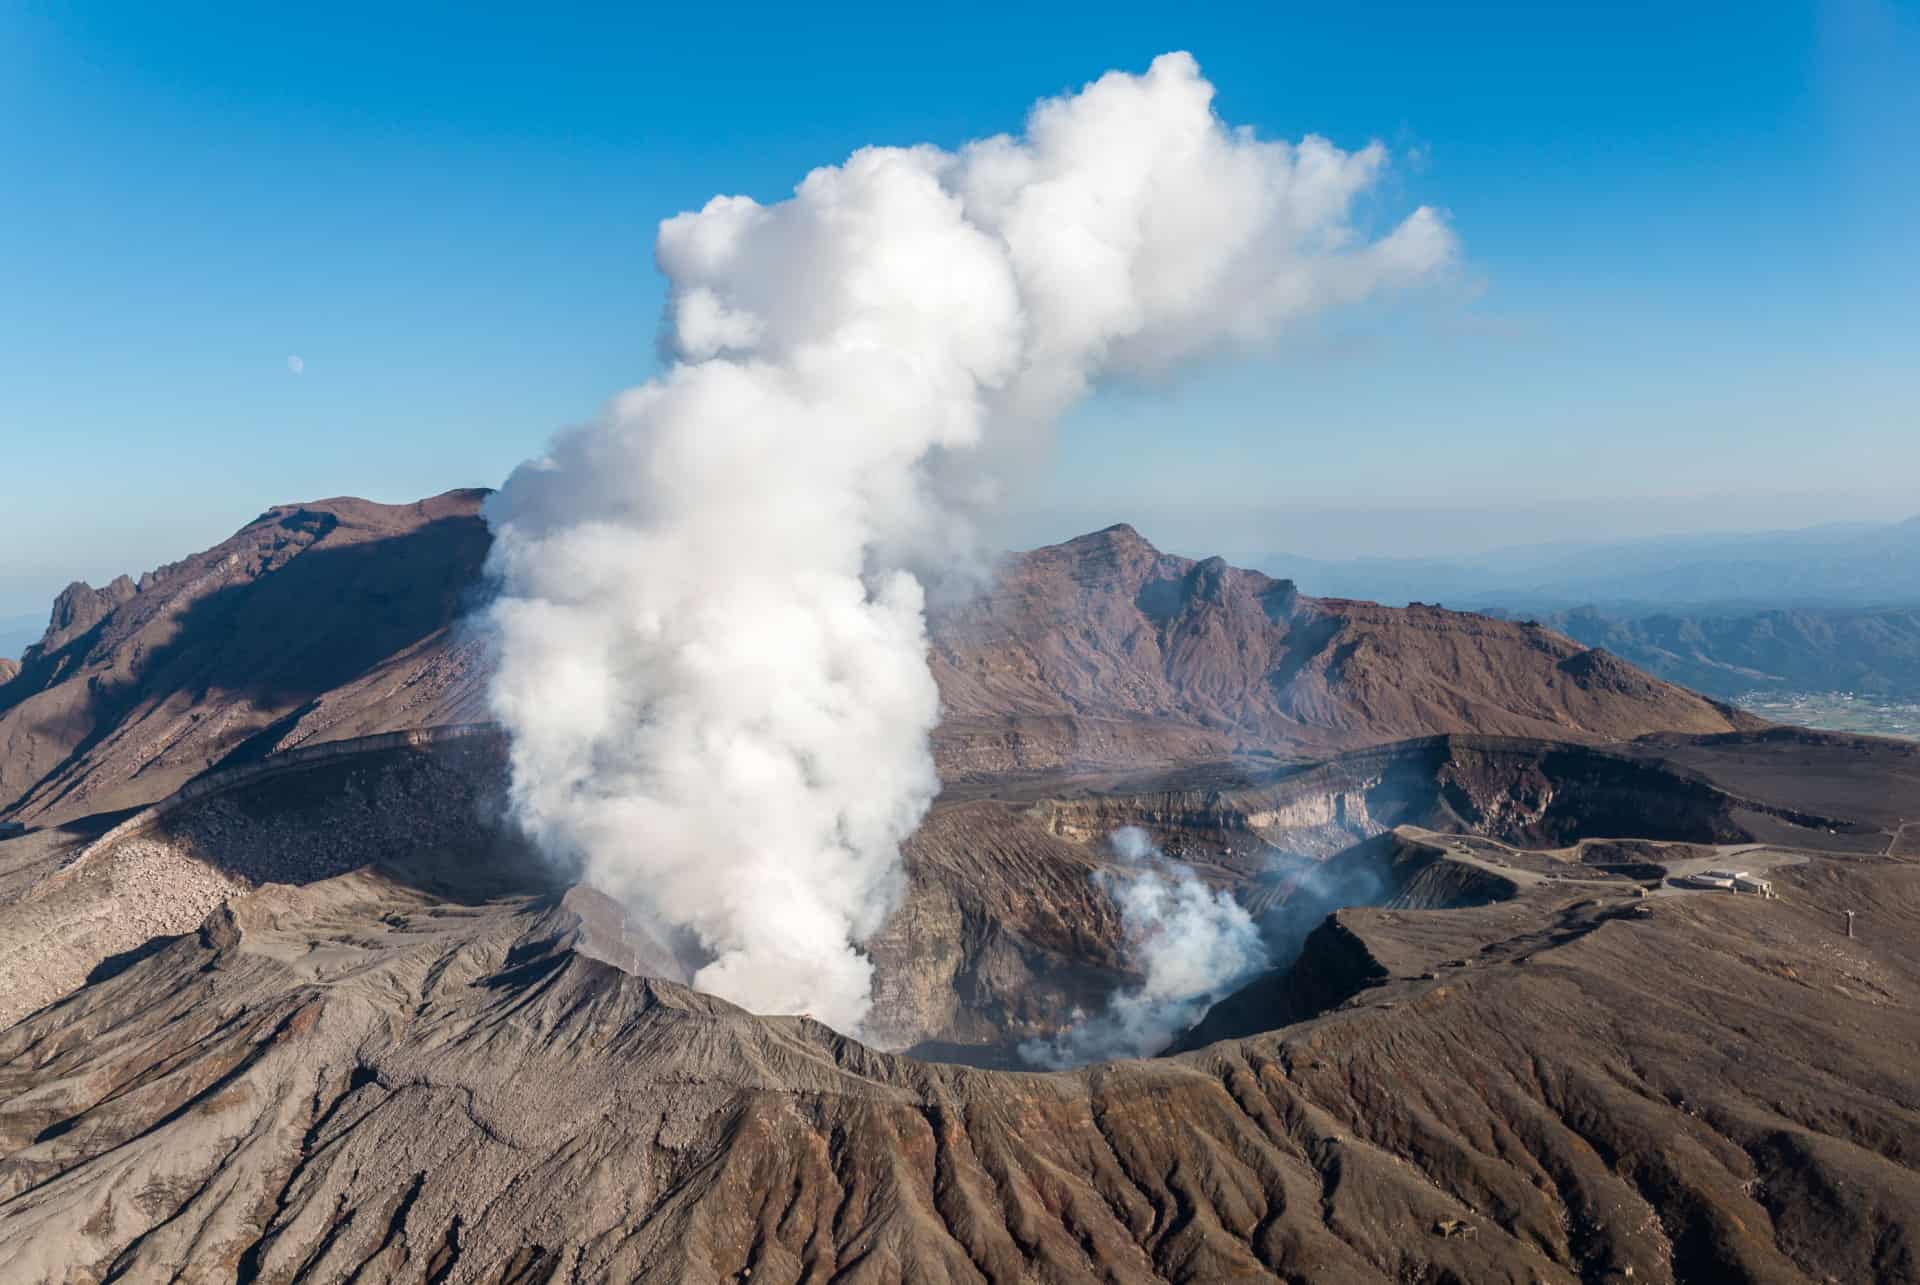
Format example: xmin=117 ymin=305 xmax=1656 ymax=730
xmin=1734 ymin=691 xmax=1920 ymax=741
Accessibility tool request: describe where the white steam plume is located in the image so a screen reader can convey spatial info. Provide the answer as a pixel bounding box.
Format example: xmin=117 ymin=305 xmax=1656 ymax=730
xmin=1022 ymin=827 xmax=1269 ymax=1068
xmin=484 ymin=53 xmax=1457 ymax=1037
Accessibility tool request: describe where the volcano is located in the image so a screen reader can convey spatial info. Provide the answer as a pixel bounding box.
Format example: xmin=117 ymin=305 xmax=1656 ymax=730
xmin=4 ymin=494 xmax=1918 ymax=1283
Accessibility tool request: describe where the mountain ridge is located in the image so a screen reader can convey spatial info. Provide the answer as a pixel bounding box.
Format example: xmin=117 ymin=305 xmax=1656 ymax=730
xmin=1 ymin=493 xmax=1754 ymax=823
xmin=6 ymin=495 xmax=1920 ymax=1282
xmin=930 ymin=521 xmax=1753 ymax=775
xmin=0 ymin=490 xmax=493 ymax=823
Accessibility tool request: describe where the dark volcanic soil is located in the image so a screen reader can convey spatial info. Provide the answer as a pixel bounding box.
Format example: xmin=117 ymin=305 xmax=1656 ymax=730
xmin=4 ymin=774 xmax=1918 ymax=1283
xmin=3 ymin=725 xmax=1918 ymax=1281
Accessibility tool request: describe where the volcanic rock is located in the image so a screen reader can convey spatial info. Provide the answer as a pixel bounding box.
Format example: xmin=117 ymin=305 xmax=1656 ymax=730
xmin=9 ymin=492 xmax=1918 ymax=1283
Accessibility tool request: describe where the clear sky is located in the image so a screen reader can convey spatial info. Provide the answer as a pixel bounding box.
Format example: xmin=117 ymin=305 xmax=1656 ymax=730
xmin=2 ymin=1 xmax=1916 ymax=620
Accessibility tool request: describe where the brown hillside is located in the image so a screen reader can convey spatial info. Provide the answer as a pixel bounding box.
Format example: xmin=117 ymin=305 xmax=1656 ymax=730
xmin=0 ymin=491 xmax=490 ymax=823
xmin=0 ymin=486 xmax=1913 ymax=1282
xmin=0 ymin=500 xmax=1756 ymax=824
xmin=930 ymin=524 xmax=1753 ymax=774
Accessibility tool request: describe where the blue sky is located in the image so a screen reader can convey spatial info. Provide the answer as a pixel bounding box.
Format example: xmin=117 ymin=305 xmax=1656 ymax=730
xmin=2 ymin=1 xmax=1916 ymax=620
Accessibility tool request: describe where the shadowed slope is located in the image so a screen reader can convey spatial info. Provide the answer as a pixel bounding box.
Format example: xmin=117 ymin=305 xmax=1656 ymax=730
xmin=0 ymin=492 xmax=491 ymax=824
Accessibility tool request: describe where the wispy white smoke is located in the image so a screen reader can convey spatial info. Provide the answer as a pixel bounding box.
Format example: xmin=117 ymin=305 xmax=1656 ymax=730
xmin=484 ymin=52 xmax=1456 ymax=1036
xmin=1023 ymin=827 xmax=1268 ymax=1068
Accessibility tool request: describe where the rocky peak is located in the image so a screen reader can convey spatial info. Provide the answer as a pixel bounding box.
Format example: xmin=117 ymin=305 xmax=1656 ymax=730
xmin=40 ymin=575 xmax=139 ymax=654
xmin=930 ymin=524 xmax=1751 ymax=774
xmin=1082 ymin=521 xmax=1149 ymax=546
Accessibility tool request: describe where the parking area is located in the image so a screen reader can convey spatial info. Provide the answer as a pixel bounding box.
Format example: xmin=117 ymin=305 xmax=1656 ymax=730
xmin=1647 ymin=844 xmax=1808 ymax=897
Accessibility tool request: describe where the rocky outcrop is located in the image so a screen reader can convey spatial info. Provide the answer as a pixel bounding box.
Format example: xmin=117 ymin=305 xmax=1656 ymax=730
xmin=1025 ymin=735 xmax=1808 ymax=866
xmin=34 ymin=575 xmax=138 ymax=656
xmin=1167 ymin=910 xmax=1391 ymax=1050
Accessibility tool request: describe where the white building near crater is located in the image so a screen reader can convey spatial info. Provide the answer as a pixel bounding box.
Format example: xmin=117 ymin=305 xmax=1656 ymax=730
xmin=1677 ymin=868 xmax=1774 ymax=897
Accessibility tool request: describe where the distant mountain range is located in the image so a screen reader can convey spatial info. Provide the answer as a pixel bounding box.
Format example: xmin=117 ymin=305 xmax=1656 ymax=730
xmin=1239 ymin=514 xmax=1920 ymax=611
xmin=1233 ymin=516 xmax=1920 ymax=701
xmin=1499 ymin=604 xmax=1920 ymax=701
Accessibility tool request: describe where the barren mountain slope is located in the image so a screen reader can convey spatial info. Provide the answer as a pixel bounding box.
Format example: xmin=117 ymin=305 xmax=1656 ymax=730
xmin=0 ymin=491 xmax=491 ymax=823
xmin=4 ymin=795 xmax=1918 ymax=1283
xmin=5 ymin=723 xmax=1902 ymax=1062
xmin=1 ymin=485 xmax=1916 ymax=1281
xmin=2 ymin=499 xmax=1760 ymax=825
xmin=929 ymin=525 xmax=1754 ymax=776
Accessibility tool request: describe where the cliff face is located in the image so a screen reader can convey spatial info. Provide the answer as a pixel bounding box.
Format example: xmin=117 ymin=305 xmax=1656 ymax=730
xmin=3 ymin=725 xmax=1880 ymax=1059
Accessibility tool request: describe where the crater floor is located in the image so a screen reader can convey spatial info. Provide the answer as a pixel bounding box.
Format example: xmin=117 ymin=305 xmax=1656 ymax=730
xmin=3 ymin=726 xmax=1919 ymax=1282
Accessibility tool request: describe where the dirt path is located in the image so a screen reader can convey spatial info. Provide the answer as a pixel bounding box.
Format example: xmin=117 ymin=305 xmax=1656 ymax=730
xmin=1397 ymin=827 xmax=1811 ymax=900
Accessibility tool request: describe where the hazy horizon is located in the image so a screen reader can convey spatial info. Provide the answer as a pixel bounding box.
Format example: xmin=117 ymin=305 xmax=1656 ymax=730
xmin=4 ymin=3 xmax=1915 ymax=622
xmin=4 ymin=484 xmax=1917 ymax=628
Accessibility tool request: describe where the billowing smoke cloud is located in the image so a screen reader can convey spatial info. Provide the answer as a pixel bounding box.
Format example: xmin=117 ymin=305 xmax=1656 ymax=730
xmin=1022 ymin=827 xmax=1269 ymax=1068
xmin=483 ymin=52 xmax=1457 ymax=1036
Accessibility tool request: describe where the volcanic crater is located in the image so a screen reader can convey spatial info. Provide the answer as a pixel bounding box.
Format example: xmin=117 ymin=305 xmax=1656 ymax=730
xmin=4 ymin=494 xmax=1920 ymax=1282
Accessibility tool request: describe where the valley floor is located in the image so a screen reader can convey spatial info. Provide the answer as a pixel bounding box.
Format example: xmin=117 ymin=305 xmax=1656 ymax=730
xmin=1734 ymin=691 xmax=1920 ymax=742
